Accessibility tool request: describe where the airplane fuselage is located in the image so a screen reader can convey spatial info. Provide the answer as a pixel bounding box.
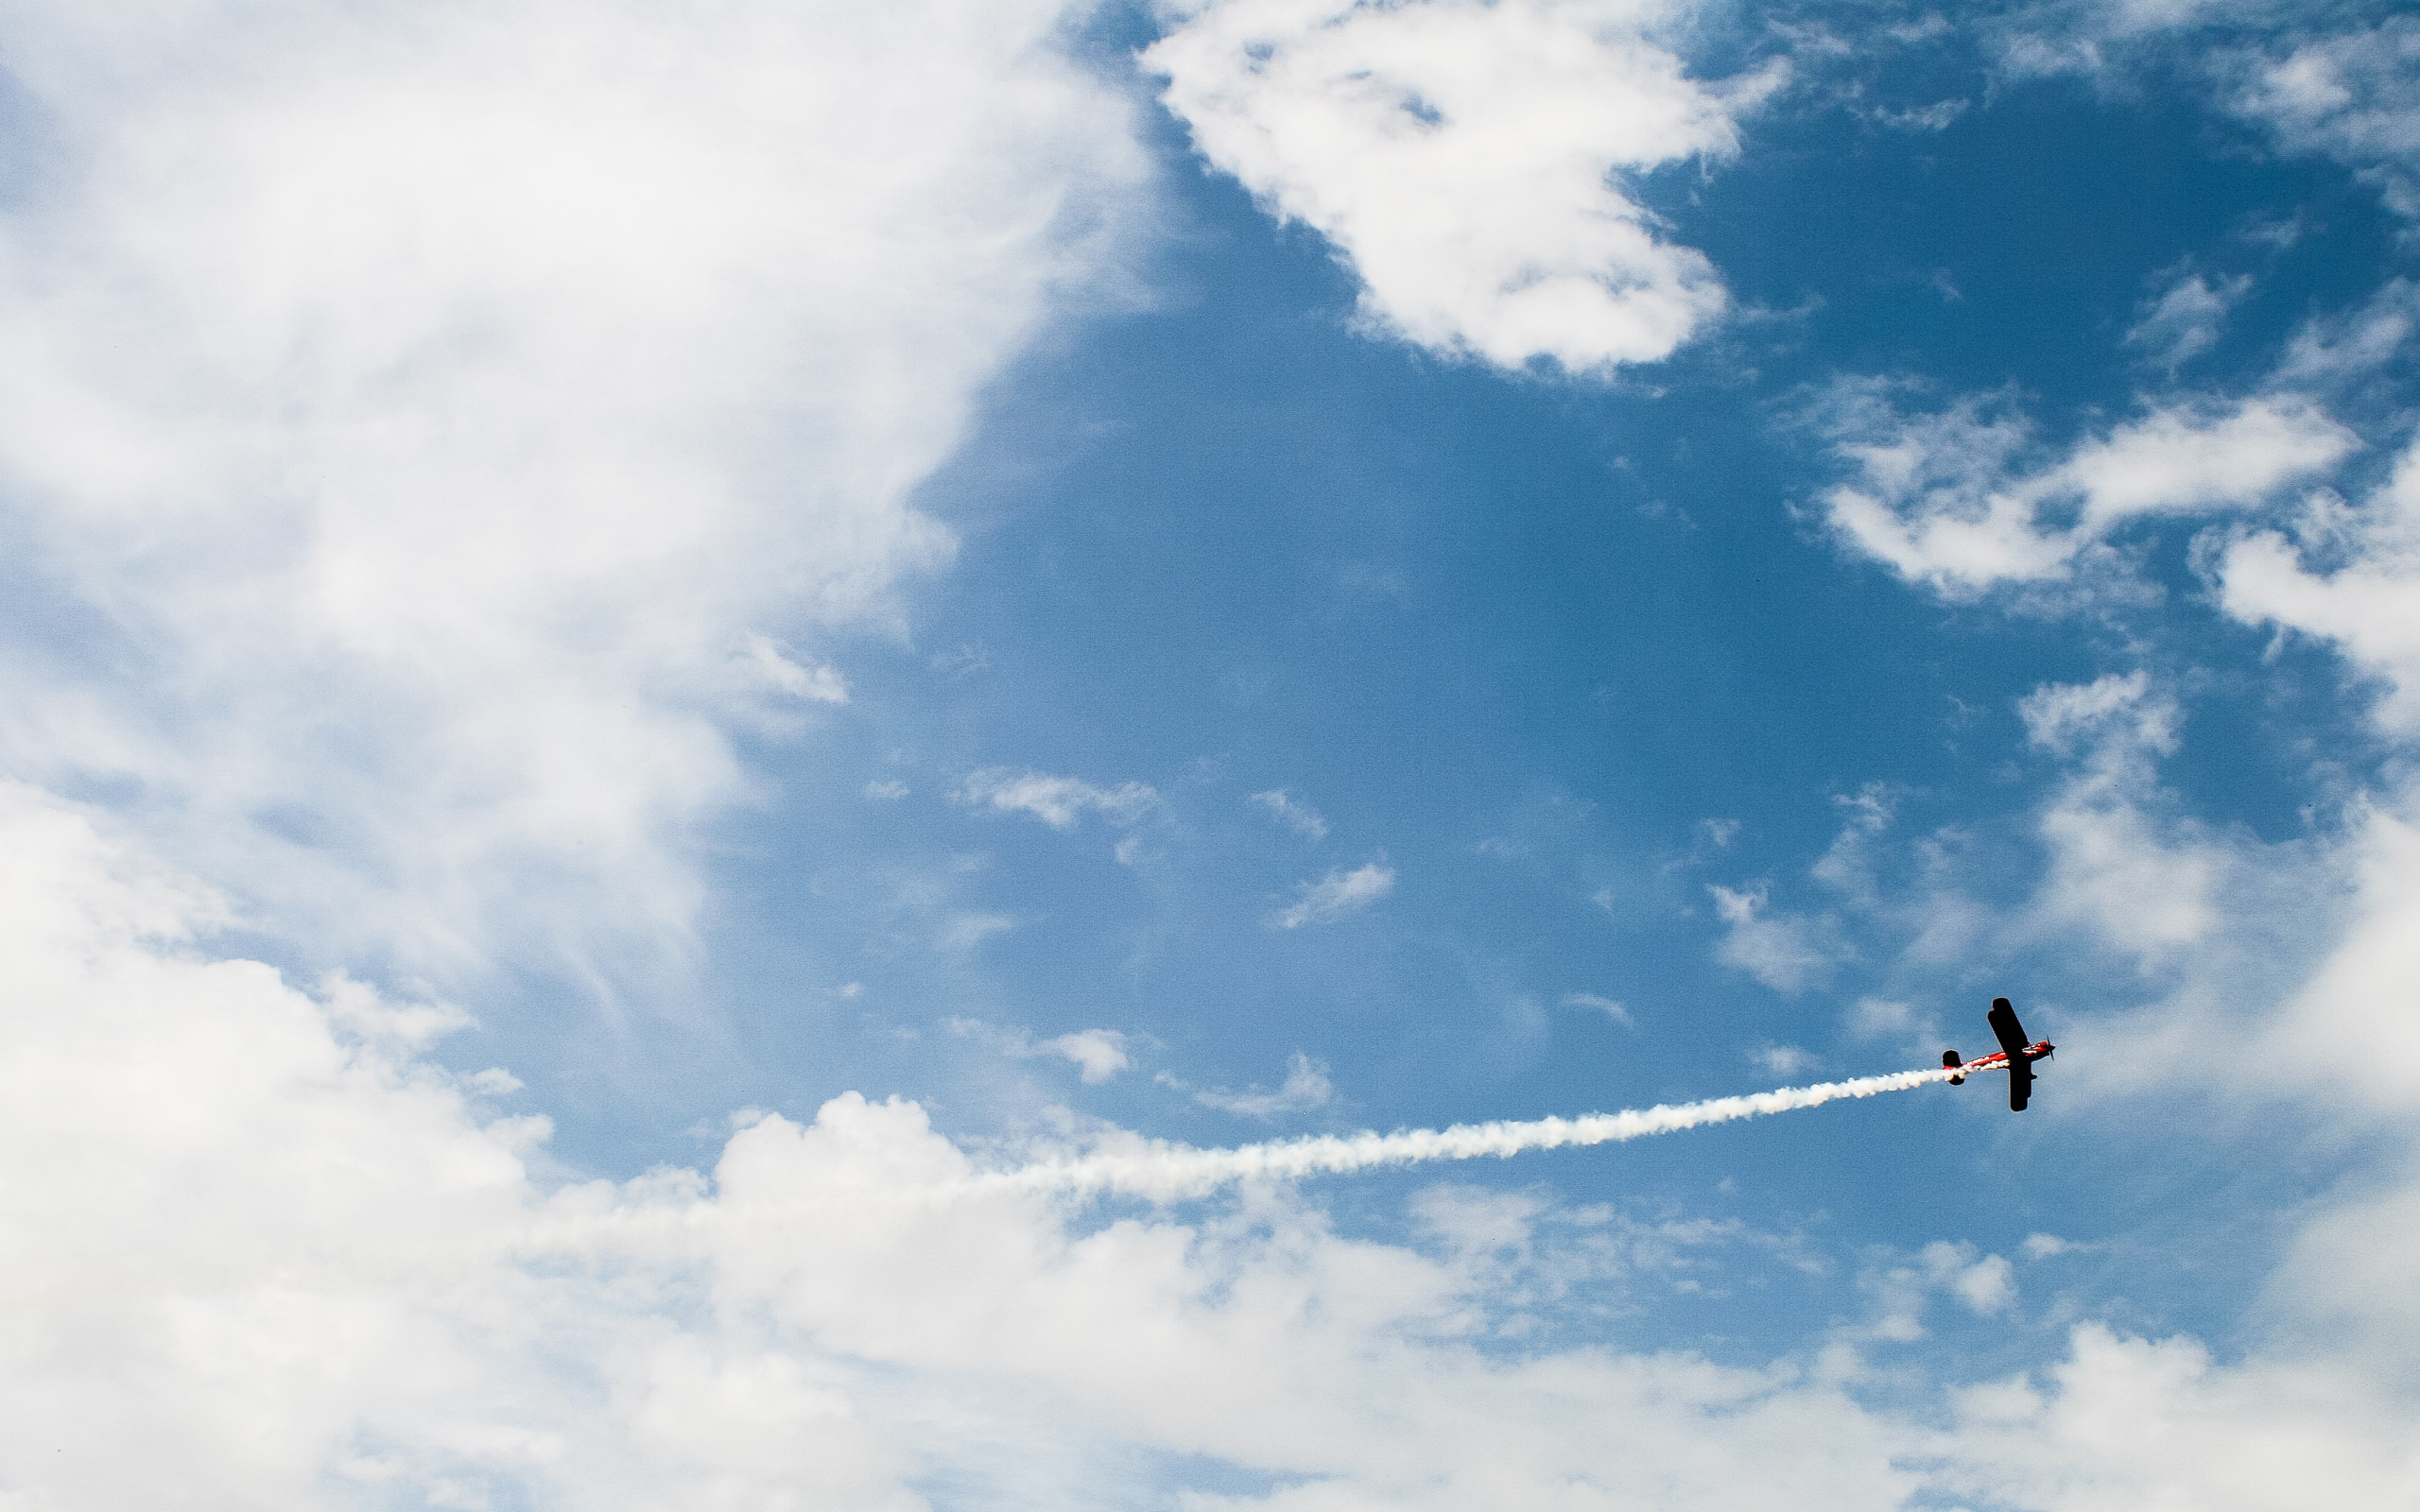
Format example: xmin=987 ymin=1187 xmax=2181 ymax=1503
xmin=1940 ymin=1040 xmax=2053 ymax=1084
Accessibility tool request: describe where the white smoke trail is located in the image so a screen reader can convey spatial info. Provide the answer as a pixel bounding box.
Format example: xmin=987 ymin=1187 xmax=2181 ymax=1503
xmin=15 ymin=1067 xmax=1969 ymax=1310
xmin=974 ymin=1063 xmax=1962 ymax=1202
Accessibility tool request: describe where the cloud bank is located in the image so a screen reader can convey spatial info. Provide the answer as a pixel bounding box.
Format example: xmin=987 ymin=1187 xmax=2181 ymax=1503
xmin=11 ymin=781 xmax=2416 ymax=1509
xmin=0 ymin=0 xmax=1151 ymax=978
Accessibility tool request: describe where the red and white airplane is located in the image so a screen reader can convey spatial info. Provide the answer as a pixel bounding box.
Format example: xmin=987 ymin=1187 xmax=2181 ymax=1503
xmin=1942 ymin=997 xmax=2054 ymax=1111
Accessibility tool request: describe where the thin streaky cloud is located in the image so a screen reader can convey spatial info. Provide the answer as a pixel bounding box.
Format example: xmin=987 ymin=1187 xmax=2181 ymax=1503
xmin=1562 ymin=991 xmax=1633 ymax=1026
xmin=1186 ymin=1052 xmax=1335 ymax=1117
xmin=1270 ymin=859 xmax=1394 ymax=928
xmin=1250 ymin=788 xmax=1330 ymax=840
xmin=956 ymin=769 xmax=1161 ymax=830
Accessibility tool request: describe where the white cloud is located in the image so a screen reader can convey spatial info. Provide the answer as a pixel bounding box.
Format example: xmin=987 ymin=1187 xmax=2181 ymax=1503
xmin=2229 ymin=19 xmax=2420 ymax=219
xmin=739 ymin=633 xmax=849 ymax=704
xmin=956 ymin=769 xmax=1163 ymax=831
xmin=1709 ymin=881 xmax=1837 ymax=992
xmin=938 ymin=911 xmax=1020 ymax=953
xmin=1148 ymin=0 xmax=1782 ymax=373
xmin=2123 ymin=267 xmax=2251 ymax=373
xmin=2238 ymin=799 xmax=2420 ymax=1116
xmin=1869 ymin=97 xmax=1971 ymax=132
xmin=2019 ymin=673 xmax=2225 ymax=954
xmin=950 ymin=1018 xmax=1134 ymax=1083
xmin=2017 ymin=670 xmax=2172 ymax=757
xmin=1817 ymin=387 xmax=2357 ymax=593
xmin=1249 ymin=787 xmax=1330 ymax=840
xmin=1270 ymin=858 xmax=1395 ymax=927
xmin=863 ymin=779 xmax=911 ymax=800
xmin=1561 ymin=990 xmax=1633 ymax=1025
xmin=2219 ymin=438 xmax=2420 ymax=730
xmin=1846 ymin=996 xmax=1924 ymax=1040
xmin=2273 ymin=277 xmax=2420 ymax=387
xmin=1858 ymin=1241 xmax=2016 ymax=1343
xmin=1751 ymin=1042 xmax=1817 ymax=1077
xmin=1942 ymin=1247 xmax=2016 ymax=1314
xmin=1187 ymin=1051 xmax=1337 ymax=1116
xmin=0 ymin=0 xmax=1150 ymax=976
xmin=1043 ymin=1029 xmax=1134 ymax=1085
xmin=1931 ymin=1325 xmax=2419 ymax=1510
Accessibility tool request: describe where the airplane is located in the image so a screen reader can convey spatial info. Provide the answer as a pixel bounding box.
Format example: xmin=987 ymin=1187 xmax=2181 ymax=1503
xmin=1941 ymin=997 xmax=2055 ymax=1111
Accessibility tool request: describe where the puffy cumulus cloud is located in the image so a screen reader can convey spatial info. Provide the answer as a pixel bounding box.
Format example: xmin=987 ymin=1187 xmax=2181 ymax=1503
xmin=1270 ymin=857 xmax=1394 ymax=927
xmin=2220 ymin=439 xmax=2420 ymax=731
xmin=0 ymin=0 xmax=1152 ymax=977
xmin=1928 ymin=1326 xmax=2420 ymax=1511
xmin=1044 ymin=1028 xmax=1135 ymax=1084
xmin=1814 ymin=385 xmax=2356 ymax=594
xmin=956 ymin=768 xmax=1164 ymax=832
xmin=1147 ymin=0 xmax=1782 ymax=373
xmin=12 ymin=779 xmax=2420 ymax=1509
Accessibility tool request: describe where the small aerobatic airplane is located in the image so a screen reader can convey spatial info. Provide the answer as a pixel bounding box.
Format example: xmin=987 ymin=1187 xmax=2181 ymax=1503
xmin=1942 ymin=997 xmax=2055 ymax=1111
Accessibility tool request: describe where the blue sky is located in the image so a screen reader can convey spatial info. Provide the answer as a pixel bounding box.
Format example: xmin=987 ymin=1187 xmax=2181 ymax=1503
xmin=4 ymin=2 xmax=2418 ymax=1507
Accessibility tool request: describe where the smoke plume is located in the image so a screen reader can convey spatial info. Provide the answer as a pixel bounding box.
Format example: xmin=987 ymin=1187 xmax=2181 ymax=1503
xmin=977 ymin=1065 xmax=1962 ymax=1201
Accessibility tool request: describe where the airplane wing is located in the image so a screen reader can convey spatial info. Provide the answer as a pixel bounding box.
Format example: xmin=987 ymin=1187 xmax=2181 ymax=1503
xmin=1987 ymin=998 xmax=2031 ymax=1059
xmin=1989 ymin=998 xmax=2033 ymax=1111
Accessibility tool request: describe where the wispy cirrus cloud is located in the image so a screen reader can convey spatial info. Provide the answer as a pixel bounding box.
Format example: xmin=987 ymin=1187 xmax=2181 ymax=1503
xmin=2227 ymin=18 xmax=2420 ymax=220
xmin=1812 ymin=385 xmax=2356 ymax=594
xmin=2220 ymin=438 xmax=2420 ymax=731
xmin=1270 ymin=858 xmax=1395 ymax=928
xmin=2123 ymin=266 xmax=2251 ymax=374
xmin=949 ymin=1017 xmax=1133 ymax=1083
xmin=955 ymin=769 xmax=1162 ymax=830
xmin=1562 ymin=990 xmax=1633 ymax=1025
xmin=1709 ymin=881 xmax=1840 ymax=993
xmin=1250 ymin=787 xmax=1330 ymax=840
xmin=1171 ymin=1050 xmax=1337 ymax=1117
